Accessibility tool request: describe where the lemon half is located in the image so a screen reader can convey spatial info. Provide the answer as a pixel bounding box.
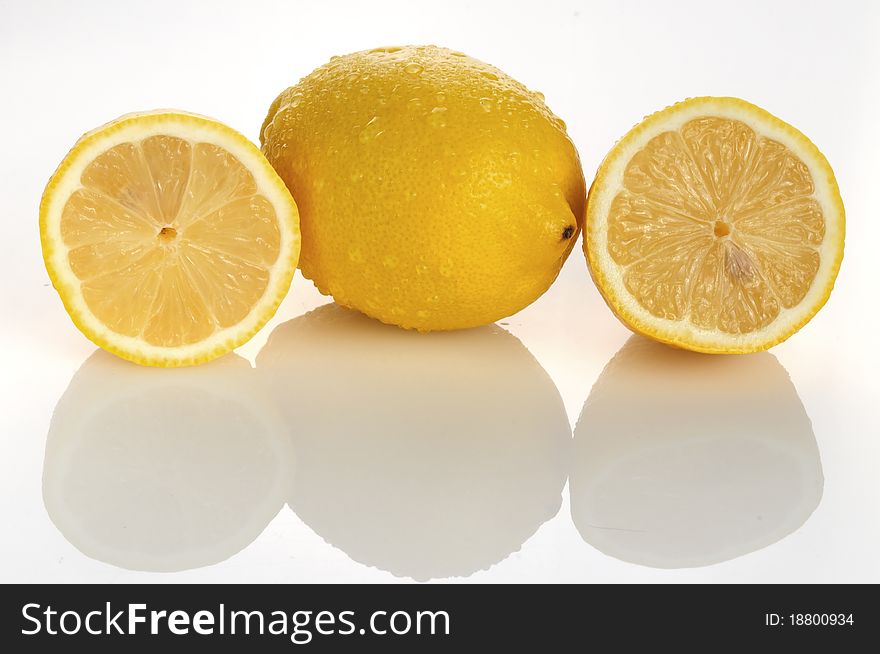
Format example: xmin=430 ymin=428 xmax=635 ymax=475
xmin=40 ymin=111 xmax=300 ymax=366
xmin=585 ymin=97 xmax=844 ymax=353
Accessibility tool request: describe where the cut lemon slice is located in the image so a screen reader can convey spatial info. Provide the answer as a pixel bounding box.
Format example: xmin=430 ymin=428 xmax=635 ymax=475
xmin=585 ymin=97 xmax=844 ymax=353
xmin=41 ymin=111 xmax=300 ymax=366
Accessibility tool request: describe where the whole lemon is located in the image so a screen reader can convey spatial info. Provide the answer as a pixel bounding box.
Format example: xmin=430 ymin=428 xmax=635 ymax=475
xmin=261 ymin=45 xmax=585 ymax=330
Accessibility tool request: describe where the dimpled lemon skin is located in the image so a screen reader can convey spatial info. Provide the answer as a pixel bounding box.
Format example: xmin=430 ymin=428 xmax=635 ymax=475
xmin=261 ymin=45 xmax=586 ymax=331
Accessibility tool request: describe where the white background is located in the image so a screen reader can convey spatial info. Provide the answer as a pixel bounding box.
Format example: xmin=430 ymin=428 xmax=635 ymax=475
xmin=1 ymin=0 xmax=878 ymax=583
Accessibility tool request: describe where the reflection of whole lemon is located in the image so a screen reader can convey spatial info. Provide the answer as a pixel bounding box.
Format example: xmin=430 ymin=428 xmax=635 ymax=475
xmin=256 ymin=304 xmax=570 ymax=580
xmin=261 ymin=45 xmax=585 ymax=331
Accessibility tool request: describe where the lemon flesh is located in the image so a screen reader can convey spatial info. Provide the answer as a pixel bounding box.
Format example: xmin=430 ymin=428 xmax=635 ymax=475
xmin=41 ymin=111 xmax=300 ymax=366
xmin=586 ymin=97 xmax=844 ymax=353
xmin=261 ymin=45 xmax=585 ymax=331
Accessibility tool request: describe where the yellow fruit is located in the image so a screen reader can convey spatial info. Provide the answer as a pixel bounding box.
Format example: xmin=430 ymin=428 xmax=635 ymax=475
xmin=585 ymin=97 xmax=845 ymax=353
xmin=261 ymin=45 xmax=585 ymax=331
xmin=40 ymin=110 xmax=300 ymax=366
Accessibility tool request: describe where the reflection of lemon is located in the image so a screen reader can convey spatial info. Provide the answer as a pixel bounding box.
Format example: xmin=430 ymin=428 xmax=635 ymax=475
xmin=256 ymin=304 xmax=570 ymax=580
xmin=261 ymin=45 xmax=585 ymax=331
xmin=585 ymin=97 xmax=844 ymax=353
xmin=43 ymin=351 xmax=289 ymax=572
xmin=40 ymin=111 xmax=300 ymax=367
xmin=571 ymin=336 xmax=822 ymax=568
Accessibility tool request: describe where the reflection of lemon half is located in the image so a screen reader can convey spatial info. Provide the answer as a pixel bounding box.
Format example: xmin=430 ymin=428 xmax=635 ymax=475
xmin=43 ymin=351 xmax=289 ymax=572
xmin=261 ymin=45 xmax=585 ymax=332
xmin=571 ymin=336 xmax=823 ymax=569
xmin=256 ymin=304 xmax=569 ymax=581
xmin=40 ymin=111 xmax=300 ymax=367
xmin=586 ymin=97 xmax=844 ymax=353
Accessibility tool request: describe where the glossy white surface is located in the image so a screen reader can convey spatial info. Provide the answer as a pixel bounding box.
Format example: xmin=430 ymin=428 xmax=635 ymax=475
xmin=1 ymin=0 xmax=878 ymax=583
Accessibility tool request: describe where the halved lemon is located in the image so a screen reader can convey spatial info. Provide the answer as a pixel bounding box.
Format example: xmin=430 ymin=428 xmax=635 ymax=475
xmin=585 ymin=97 xmax=844 ymax=353
xmin=40 ymin=111 xmax=300 ymax=366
